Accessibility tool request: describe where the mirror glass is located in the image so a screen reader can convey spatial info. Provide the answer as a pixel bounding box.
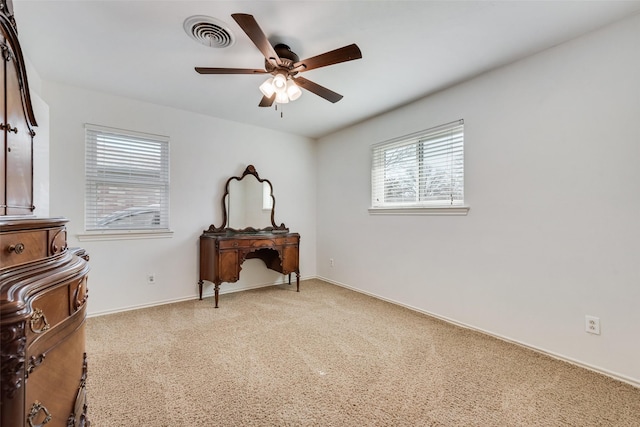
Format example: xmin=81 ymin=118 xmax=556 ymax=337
xmin=226 ymin=175 xmax=273 ymax=231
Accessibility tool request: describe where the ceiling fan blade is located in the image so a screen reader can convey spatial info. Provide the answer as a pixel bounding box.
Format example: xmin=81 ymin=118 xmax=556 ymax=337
xmin=195 ymin=67 xmax=268 ymax=75
xmin=293 ymin=76 xmax=344 ymax=103
xmin=231 ymin=13 xmax=282 ymax=66
xmin=259 ymin=93 xmax=276 ymax=107
xmin=293 ymin=44 xmax=362 ymax=72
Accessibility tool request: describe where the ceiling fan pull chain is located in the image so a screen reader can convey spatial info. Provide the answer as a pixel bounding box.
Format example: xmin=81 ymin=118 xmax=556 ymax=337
xmin=274 ymin=103 xmax=283 ymax=118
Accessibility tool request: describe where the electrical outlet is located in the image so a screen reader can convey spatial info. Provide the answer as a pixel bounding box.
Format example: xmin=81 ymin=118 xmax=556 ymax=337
xmin=329 ymin=258 xmax=334 ymax=267
xmin=585 ymin=315 xmax=600 ymax=335
xmin=147 ymin=274 xmax=156 ymax=284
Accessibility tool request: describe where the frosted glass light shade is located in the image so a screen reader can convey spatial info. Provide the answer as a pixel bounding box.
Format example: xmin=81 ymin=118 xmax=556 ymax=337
xmin=275 ymin=92 xmax=289 ymax=104
xmin=258 ymin=74 xmax=302 ymax=104
xmin=259 ymin=78 xmax=275 ymax=97
xmin=272 ymin=73 xmax=287 ymax=93
xmin=286 ymin=80 xmax=302 ymax=101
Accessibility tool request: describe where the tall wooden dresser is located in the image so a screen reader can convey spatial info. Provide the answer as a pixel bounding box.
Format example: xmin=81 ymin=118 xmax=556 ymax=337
xmin=1 ymin=1 xmax=91 ymax=426
xmin=1 ymin=219 xmax=90 ymax=426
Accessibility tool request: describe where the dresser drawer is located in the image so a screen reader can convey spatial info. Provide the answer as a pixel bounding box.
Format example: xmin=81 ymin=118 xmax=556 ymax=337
xmin=27 ymin=284 xmax=71 ymax=344
xmin=0 ymin=226 xmax=67 ymax=269
xmin=1 ymin=230 xmax=48 ymax=268
xmin=25 ymin=321 xmax=87 ymax=427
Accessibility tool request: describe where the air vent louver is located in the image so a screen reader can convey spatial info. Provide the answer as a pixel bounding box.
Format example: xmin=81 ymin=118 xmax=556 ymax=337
xmin=183 ymin=15 xmax=235 ymax=48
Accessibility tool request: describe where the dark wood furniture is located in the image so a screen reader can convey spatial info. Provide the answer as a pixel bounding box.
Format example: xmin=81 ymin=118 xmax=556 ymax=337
xmin=199 ymin=165 xmax=300 ymax=308
xmin=1 ymin=219 xmax=90 ymax=427
xmin=1 ymin=0 xmax=37 ymax=215
xmin=1 ymin=2 xmax=91 ymax=426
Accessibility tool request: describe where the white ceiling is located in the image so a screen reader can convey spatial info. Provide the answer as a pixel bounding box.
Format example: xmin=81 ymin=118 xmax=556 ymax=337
xmin=12 ymin=1 xmax=640 ymax=139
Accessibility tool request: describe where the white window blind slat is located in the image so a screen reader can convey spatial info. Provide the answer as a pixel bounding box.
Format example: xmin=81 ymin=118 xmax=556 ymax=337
xmin=85 ymin=124 xmax=170 ymax=231
xmin=371 ymin=120 xmax=464 ymax=208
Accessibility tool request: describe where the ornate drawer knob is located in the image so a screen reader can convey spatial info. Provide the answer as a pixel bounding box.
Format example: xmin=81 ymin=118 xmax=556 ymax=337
xmin=8 ymin=242 xmax=25 ymax=254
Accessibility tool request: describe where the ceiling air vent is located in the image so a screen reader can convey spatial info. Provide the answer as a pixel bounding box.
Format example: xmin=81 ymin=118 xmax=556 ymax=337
xmin=183 ymin=15 xmax=235 ymax=48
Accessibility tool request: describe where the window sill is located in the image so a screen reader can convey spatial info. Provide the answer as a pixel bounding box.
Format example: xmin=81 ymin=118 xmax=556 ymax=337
xmin=368 ymin=206 xmax=470 ymax=216
xmin=77 ymin=229 xmax=174 ymax=241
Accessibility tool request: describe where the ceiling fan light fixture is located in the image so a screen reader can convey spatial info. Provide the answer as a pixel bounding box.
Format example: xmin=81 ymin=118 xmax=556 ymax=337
xmin=272 ymin=73 xmax=288 ymax=93
xmin=259 ymin=77 xmax=275 ymax=97
xmin=275 ymin=92 xmax=289 ymax=104
xmin=286 ymin=80 xmax=302 ymax=101
xmin=259 ymin=75 xmax=301 ymax=104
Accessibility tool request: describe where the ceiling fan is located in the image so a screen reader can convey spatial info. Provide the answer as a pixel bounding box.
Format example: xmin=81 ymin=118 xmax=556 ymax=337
xmin=195 ymin=13 xmax=362 ymax=107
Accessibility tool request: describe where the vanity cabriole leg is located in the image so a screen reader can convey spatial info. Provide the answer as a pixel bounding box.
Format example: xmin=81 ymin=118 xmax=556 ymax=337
xmin=296 ymin=272 xmax=300 ymax=292
xmin=198 ymin=280 xmax=203 ymax=300
xmin=288 ymin=273 xmax=291 ymax=285
xmin=214 ymin=282 xmax=220 ymax=308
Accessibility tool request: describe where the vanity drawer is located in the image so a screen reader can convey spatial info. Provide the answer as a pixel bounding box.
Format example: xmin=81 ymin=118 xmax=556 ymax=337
xmin=218 ymin=239 xmax=243 ymax=249
xmin=218 ymin=239 xmax=277 ymax=249
xmin=0 ymin=226 xmax=67 ymax=269
xmin=249 ymin=238 xmax=279 ymax=248
xmin=219 ymin=238 xmax=299 ymax=249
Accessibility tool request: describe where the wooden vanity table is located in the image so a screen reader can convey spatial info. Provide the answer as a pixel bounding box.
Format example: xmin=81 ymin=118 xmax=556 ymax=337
xmin=198 ymin=165 xmax=300 ymax=308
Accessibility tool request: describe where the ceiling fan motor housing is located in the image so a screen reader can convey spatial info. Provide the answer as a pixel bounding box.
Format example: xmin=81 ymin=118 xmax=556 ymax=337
xmin=265 ymin=44 xmax=300 ymax=73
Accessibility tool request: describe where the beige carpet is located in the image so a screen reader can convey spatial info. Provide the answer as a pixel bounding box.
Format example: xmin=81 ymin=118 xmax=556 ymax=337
xmin=86 ymin=279 xmax=640 ymax=426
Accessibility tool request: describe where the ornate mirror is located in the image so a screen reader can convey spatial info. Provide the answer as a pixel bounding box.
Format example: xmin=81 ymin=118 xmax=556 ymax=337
xmin=206 ymin=165 xmax=288 ymax=233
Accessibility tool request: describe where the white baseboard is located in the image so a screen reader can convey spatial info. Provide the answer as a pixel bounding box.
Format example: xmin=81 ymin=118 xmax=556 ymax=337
xmin=318 ymin=276 xmax=640 ymax=389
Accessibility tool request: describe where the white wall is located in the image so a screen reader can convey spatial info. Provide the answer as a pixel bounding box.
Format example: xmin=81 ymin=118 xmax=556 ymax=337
xmin=316 ymin=14 xmax=640 ymax=385
xmin=41 ymin=82 xmax=317 ymax=316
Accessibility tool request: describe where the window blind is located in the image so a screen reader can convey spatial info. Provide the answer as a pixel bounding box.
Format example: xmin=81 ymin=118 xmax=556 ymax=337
xmin=85 ymin=124 xmax=170 ymax=231
xmin=371 ymin=120 xmax=464 ymax=208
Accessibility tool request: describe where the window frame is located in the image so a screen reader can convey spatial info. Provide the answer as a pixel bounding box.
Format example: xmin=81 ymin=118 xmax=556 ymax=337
xmin=79 ymin=124 xmax=172 ymax=241
xmin=369 ymin=119 xmax=469 ymax=216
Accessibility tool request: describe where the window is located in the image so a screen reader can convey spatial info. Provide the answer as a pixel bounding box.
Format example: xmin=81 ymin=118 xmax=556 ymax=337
xmin=371 ymin=119 xmax=465 ymax=212
xmin=85 ymin=124 xmax=170 ymax=232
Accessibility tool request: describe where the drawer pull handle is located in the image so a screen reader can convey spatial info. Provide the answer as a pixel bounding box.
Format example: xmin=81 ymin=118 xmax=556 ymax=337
xmin=8 ymin=242 xmax=25 ymax=254
xmin=28 ymin=401 xmax=52 ymax=426
xmin=29 ymin=309 xmax=51 ymax=334
xmin=74 ymin=280 xmax=88 ymax=310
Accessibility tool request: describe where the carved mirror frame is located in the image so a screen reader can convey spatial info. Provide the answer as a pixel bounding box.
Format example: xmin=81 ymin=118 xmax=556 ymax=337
xmin=205 ymin=165 xmax=288 ymax=234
